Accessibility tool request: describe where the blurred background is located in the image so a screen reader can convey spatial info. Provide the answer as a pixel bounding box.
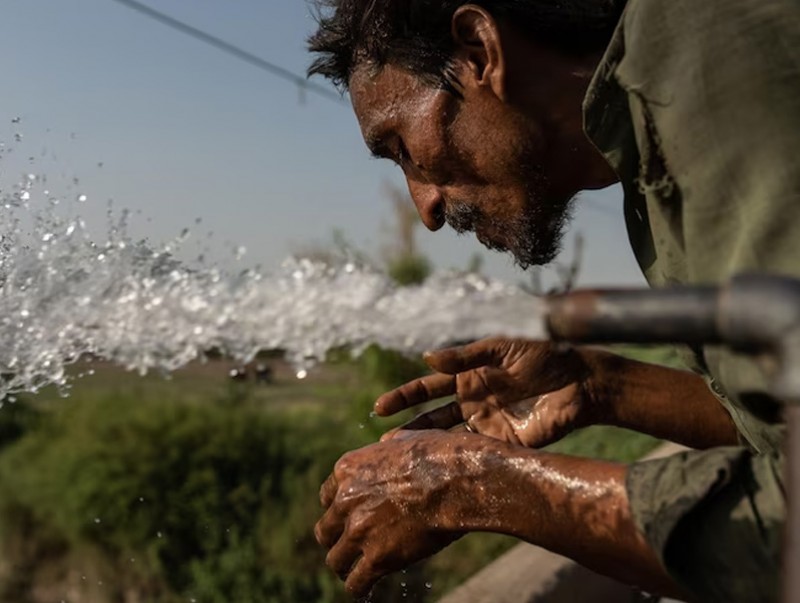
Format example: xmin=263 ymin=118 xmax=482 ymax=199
xmin=0 ymin=2 xmax=661 ymax=602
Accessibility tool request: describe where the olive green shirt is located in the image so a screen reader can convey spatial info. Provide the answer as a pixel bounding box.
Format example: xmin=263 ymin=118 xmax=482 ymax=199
xmin=583 ymin=0 xmax=800 ymax=600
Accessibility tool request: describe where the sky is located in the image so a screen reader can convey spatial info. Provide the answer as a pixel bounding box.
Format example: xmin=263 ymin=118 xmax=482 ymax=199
xmin=0 ymin=0 xmax=646 ymax=287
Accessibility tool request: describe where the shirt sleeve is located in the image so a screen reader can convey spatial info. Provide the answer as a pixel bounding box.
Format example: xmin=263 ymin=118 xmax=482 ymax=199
xmin=627 ymin=448 xmax=784 ymax=602
xmin=611 ymin=0 xmax=800 ymax=599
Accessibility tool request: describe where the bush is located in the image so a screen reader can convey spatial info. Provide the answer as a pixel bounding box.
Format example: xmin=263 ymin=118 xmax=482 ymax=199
xmin=387 ymin=254 xmax=432 ymax=286
xmin=0 ymin=391 xmax=347 ymax=603
xmin=0 ymin=397 xmax=39 ymax=451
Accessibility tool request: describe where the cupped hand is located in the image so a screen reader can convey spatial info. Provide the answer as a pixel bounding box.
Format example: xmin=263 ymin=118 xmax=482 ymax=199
xmin=315 ymin=430 xmax=490 ymax=598
xmin=375 ymin=338 xmax=608 ymax=448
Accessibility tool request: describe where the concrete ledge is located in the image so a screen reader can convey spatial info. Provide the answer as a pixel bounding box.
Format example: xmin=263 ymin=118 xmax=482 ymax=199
xmin=438 ymin=442 xmax=687 ymax=603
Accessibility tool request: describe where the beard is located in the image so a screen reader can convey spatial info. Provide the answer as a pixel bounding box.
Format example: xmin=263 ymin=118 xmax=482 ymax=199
xmin=444 ymin=172 xmax=574 ymax=270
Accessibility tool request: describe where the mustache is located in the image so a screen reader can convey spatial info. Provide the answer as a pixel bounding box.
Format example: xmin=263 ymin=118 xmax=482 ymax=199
xmin=444 ymin=202 xmax=483 ymax=233
xmin=444 ymin=201 xmax=510 ymax=253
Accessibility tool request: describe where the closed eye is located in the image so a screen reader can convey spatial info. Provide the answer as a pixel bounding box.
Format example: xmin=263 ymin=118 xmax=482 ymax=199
xmin=396 ymin=138 xmax=409 ymax=165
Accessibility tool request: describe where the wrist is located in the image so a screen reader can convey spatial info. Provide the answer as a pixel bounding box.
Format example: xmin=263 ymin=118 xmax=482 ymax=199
xmin=578 ymin=347 xmax=625 ymax=427
xmin=436 ymin=434 xmax=527 ymax=533
xmin=441 ymin=439 xmax=550 ymax=537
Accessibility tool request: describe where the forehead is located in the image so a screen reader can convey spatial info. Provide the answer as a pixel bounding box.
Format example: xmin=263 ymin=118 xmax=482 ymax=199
xmin=349 ymin=64 xmax=438 ymax=145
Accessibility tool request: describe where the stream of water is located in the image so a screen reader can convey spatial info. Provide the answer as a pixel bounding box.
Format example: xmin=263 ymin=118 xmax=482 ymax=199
xmin=0 ymin=136 xmax=546 ymax=401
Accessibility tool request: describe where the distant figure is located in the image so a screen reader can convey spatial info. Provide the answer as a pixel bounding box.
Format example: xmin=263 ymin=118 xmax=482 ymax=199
xmin=228 ymin=366 xmax=248 ymax=382
xmin=254 ymin=363 xmax=273 ymax=385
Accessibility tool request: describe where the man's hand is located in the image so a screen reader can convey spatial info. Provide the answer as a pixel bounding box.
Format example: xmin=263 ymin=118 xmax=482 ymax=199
xmin=376 ymin=337 xmax=739 ymax=450
xmin=375 ymin=338 xmax=608 ymax=448
xmin=315 ymin=429 xmax=687 ymax=600
xmin=314 ymin=431 xmax=478 ymax=598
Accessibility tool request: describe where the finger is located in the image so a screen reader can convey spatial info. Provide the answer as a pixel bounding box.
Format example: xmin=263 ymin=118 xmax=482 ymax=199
xmin=326 ymin=538 xmax=363 ymax=579
xmin=374 ymin=373 xmax=456 ymax=416
xmin=345 ymin=557 xmax=382 ymax=599
xmin=379 ymin=425 xmax=404 ymax=442
xmin=315 ymin=509 xmax=345 ymax=550
xmin=320 ymin=473 xmax=338 ymax=508
xmin=395 ymin=401 xmax=464 ymax=432
xmin=423 ymin=338 xmax=506 ymax=374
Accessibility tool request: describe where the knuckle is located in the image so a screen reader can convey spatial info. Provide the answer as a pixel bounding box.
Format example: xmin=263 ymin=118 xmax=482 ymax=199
xmin=314 ymin=521 xmax=326 ymax=546
xmin=346 ymin=562 xmax=381 ymax=598
xmin=334 ymin=453 xmax=354 ymax=477
xmin=325 ymin=548 xmax=348 ymax=576
xmin=348 ymin=514 xmax=370 ymax=539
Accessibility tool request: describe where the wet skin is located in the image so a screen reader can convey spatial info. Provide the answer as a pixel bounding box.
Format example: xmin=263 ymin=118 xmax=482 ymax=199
xmin=378 ymin=339 xmax=738 ymax=451
xmin=315 ymin=5 xmax=737 ymax=599
xmin=348 ymin=8 xmax=618 ymax=268
xmin=316 ymin=430 xmax=686 ymax=599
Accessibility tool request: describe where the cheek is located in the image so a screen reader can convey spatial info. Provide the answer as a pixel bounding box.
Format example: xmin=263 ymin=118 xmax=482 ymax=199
xmin=450 ymin=108 xmax=541 ymax=190
xmin=410 ymin=94 xmax=459 ymax=181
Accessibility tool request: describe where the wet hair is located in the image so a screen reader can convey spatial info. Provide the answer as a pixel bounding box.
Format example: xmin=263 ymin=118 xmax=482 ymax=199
xmin=307 ymin=0 xmax=626 ymax=92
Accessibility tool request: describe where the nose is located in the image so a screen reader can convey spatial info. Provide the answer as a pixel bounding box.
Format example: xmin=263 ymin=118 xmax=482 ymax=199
xmin=407 ymin=179 xmax=445 ymax=231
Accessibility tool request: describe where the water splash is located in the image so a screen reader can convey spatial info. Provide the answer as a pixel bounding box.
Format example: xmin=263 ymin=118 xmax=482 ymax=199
xmin=0 ymin=141 xmax=546 ymax=399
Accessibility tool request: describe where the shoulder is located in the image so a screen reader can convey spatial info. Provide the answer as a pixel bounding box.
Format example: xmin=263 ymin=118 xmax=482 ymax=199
xmin=618 ymin=0 xmax=800 ymax=91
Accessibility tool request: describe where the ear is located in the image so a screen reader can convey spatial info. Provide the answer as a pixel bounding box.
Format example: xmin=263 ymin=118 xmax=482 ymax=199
xmin=451 ymin=5 xmax=506 ymax=100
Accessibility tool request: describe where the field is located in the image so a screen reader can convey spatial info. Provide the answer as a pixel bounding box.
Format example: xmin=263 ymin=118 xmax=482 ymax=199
xmin=0 ymin=346 xmax=666 ymax=603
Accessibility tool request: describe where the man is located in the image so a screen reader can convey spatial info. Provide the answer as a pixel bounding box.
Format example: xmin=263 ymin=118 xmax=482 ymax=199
xmin=308 ymin=1 xmax=799 ymax=600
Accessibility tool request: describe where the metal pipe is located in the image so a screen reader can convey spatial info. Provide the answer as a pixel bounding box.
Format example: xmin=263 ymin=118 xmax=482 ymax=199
xmin=544 ymin=274 xmax=800 ymax=603
xmin=546 ymin=286 xmax=721 ymax=345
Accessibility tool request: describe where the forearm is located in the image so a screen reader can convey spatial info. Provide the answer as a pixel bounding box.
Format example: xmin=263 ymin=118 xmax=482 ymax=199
xmin=449 ymin=442 xmax=689 ymax=599
xmin=585 ymin=350 xmax=739 ymax=448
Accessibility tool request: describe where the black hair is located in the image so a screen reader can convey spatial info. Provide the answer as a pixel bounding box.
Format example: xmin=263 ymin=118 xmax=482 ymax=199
xmin=307 ymin=0 xmax=626 ymax=91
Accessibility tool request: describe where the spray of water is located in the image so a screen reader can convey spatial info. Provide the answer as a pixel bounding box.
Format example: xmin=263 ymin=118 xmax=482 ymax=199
xmin=0 ymin=135 xmax=546 ymax=400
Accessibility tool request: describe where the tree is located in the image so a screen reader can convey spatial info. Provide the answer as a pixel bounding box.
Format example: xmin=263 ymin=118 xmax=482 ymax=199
xmin=380 ymin=182 xmax=432 ymax=286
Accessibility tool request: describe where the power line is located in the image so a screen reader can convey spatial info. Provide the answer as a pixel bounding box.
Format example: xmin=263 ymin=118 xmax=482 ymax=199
xmin=108 ymin=0 xmax=619 ymax=218
xmin=108 ymin=0 xmax=346 ymax=105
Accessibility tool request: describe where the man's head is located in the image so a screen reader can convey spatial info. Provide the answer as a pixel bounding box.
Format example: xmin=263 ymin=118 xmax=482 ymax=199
xmin=308 ymin=1 xmax=622 ymax=268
